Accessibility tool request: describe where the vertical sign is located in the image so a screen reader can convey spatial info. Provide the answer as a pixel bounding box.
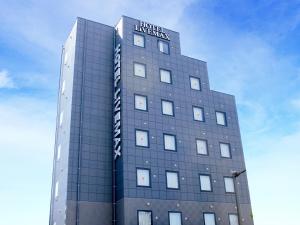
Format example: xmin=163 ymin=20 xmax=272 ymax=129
xmin=113 ymin=43 xmax=121 ymax=160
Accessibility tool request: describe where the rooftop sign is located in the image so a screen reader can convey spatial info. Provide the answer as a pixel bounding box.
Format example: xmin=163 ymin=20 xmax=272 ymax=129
xmin=134 ymin=21 xmax=170 ymax=41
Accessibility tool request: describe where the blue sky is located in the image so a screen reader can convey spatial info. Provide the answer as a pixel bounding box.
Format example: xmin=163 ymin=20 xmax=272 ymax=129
xmin=0 ymin=0 xmax=300 ymax=224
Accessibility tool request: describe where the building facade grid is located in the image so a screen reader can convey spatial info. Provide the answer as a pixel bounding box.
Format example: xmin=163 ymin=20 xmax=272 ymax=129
xmin=49 ymin=16 xmax=254 ymax=225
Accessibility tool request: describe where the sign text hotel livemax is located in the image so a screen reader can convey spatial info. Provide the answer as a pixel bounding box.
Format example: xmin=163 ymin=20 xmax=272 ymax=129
xmin=113 ymin=43 xmax=121 ymax=160
xmin=134 ymin=21 xmax=170 ymax=41
xmin=113 ymin=21 xmax=169 ymax=160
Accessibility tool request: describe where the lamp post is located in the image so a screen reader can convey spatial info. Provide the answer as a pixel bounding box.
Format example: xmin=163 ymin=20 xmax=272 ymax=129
xmin=232 ymin=169 xmax=246 ymax=225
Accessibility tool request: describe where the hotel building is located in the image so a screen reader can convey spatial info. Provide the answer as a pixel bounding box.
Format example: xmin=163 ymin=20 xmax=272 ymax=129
xmin=49 ymin=16 xmax=254 ymax=225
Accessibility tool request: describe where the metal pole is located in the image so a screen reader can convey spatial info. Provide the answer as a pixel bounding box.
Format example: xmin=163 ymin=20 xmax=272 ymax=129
xmin=232 ymin=170 xmax=246 ymax=225
xmin=233 ymin=176 xmax=242 ymax=225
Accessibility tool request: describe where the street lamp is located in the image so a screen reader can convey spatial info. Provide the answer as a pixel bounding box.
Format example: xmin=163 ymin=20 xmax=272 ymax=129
xmin=232 ymin=169 xmax=246 ymax=225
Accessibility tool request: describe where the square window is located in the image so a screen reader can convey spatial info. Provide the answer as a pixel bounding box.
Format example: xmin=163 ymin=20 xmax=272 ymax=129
xmin=190 ymin=77 xmax=201 ymax=90
xmin=158 ymin=40 xmax=169 ymax=54
xmin=166 ymin=171 xmax=179 ymax=189
xmin=164 ymin=134 xmax=176 ymax=151
xmin=138 ymin=211 xmax=152 ymax=225
xmin=169 ymin=212 xmax=182 ymax=225
xmin=134 ymin=63 xmax=146 ymax=78
xmin=216 ymin=111 xmax=227 ymax=126
xmin=204 ymin=213 xmax=216 ymax=225
xmin=160 ymin=69 xmax=172 ymax=83
xmin=224 ymin=177 xmax=235 ymax=193
xmin=135 ymin=94 xmax=147 ymax=111
xmin=199 ymin=175 xmax=212 ymax=191
xmin=135 ymin=130 xmax=149 ymax=147
xmin=220 ymin=143 xmax=231 ymax=158
xmin=137 ymin=168 xmax=150 ymax=187
xmin=193 ymin=106 xmax=204 ymax=121
xmin=196 ymin=139 xmax=208 ymax=155
xmin=134 ymin=34 xmax=145 ymax=47
xmin=229 ymin=214 xmax=239 ymax=225
xmin=162 ymin=100 xmax=174 ymax=116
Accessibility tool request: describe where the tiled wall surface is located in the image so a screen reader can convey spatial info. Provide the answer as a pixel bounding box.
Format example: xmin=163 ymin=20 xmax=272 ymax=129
xmin=116 ymin=16 xmax=253 ymax=225
xmin=50 ymin=18 xmax=114 ymax=225
xmin=50 ymin=16 xmax=253 ymax=225
xmin=121 ymin=198 xmax=253 ymax=225
xmin=66 ymin=18 xmax=114 ymax=203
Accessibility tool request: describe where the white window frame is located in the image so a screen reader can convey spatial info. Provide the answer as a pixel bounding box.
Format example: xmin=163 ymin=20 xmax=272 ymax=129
xmin=229 ymin=214 xmax=239 ymax=225
xmin=169 ymin=212 xmax=182 ymax=225
xmin=164 ymin=134 xmax=176 ymax=151
xmin=158 ymin=40 xmax=169 ymax=54
xmin=137 ymin=168 xmax=150 ymax=187
xmin=134 ymin=62 xmax=146 ymax=78
xmin=190 ymin=76 xmax=201 ymax=90
xmin=224 ymin=177 xmax=235 ymax=193
xmin=166 ymin=171 xmax=179 ymax=189
xmin=138 ymin=210 xmax=152 ymax=225
xmin=162 ymin=100 xmax=174 ymax=116
xmin=134 ymin=33 xmax=145 ymax=48
xmin=160 ymin=69 xmax=172 ymax=84
xmin=196 ymin=139 xmax=208 ymax=155
xmin=220 ymin=142 xmax=231 ymax=158
xmin=134 ymin=94 xmax=148 ymax=111
xmin=199 ymin=174 xmax=212 ymax=192
xmin=135 ymin=129 xmax=149 ymax=147
xmin=193 ymin=106 xmax=204 ymax=121
xmin=216 ymin=111 xmax=227 ymax=126
xmin=203 ymin=213 xmax=216 ymax=225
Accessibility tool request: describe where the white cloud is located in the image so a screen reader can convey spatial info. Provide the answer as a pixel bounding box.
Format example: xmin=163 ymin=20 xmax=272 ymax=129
xmin=0 ymin=70 xmax=15 ymax=88
xmin=16 ymin=72 xmax=58 ymax=91
xmin=68 ymin=0 xmax=196 ymax=28
xmin=0 ymin=0 xmax=197 ymax=57
xmin=176 ymin=3 xmax=300 ymax=137
xmin=0 ymin=69 xmax=57 ymax=91
xmin=238 ymin=100 xmax=270 ymax=135
xmin=290 ymin=98 xmax=300 ymax=109
xmin=247 ymin=129 xmax=300 ymax=225
xmin=0 ymin=96 xmax=55 ymax=156
xmin=0 ymin=96 xmax=56 ymax=225
xmin=0 ymin=2 xmax=63 ymax=55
